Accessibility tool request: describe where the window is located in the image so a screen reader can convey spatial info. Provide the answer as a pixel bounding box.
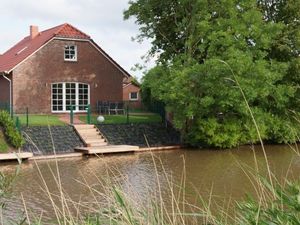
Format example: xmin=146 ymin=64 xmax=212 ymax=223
xmin=129 ymin=92 xmax=138 ymax=101
xmin=51 ymin=82 xmax=89 ymax=112
xmin=64 ymin=45 xmax=77 ymax=61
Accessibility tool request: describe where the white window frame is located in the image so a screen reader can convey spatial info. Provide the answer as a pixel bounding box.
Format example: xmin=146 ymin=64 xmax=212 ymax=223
xmin=129 ymin=92 xmax=138 ymax=101
xmin=51 ymin=82 xmax=90 ymax=113
xmin=64 ymin=45 xmax=77 ymax=61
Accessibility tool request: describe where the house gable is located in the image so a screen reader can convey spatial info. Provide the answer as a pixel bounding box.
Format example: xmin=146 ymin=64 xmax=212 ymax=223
xmin=12 ymin=38 xmax=126 ymax=113
xmin=0 ymin=23 xmax=130 ymax=78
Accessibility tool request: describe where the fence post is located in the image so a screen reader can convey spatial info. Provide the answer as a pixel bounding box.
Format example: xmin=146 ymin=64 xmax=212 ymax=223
xmin=26 ymin=107 xmax=29 ymax=127
xmin=70 ymin=105 xmax=74 ymax=125
xmin=87 ymin=104 xmax=91 ymax=124
xmin=11 ymin=104 xmax=13 ymax=118
xmin=16 ymin=116 xmax=20 ymax=132
xmin=126 ymin=103 xmax=129 ymax=124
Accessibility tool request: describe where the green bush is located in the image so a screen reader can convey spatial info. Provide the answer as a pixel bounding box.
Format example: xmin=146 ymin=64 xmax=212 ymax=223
xmin=0 ymin=111 xmax=24 ymax=149
xmin=237 ymin=181 xmax=300 ymax=224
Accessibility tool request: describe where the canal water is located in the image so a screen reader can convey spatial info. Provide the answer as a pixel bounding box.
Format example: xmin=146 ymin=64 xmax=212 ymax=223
xmin=1 ymin=144 xmax=300 ymax=223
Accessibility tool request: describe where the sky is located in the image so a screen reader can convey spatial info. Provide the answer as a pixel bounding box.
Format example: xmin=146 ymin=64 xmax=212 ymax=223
xmin=0 ymin=0 xmax=153 ymax=80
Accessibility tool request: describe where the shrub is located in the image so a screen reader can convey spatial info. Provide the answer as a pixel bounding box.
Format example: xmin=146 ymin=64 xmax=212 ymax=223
xmin=237 ymin=181 xmax=300 ymax=224
xmin=0 ymin=111 xmax=24 ymax=149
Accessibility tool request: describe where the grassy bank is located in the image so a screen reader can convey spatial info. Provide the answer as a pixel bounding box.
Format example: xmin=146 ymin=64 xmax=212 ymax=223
xmin=0 ymin=129 xmax=9 ymax=153
xmin=80 ymin=113 xmax=162 ymax=124
xmin=16 ymin=115 xmax=65 ymax=126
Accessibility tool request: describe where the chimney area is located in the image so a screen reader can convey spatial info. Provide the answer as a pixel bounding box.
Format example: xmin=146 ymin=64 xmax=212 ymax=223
xmin=30 ymin=25 xmax=39 ymax=39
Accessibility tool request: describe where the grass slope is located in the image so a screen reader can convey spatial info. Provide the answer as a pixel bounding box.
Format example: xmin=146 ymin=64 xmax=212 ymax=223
xmin=80 ymin=114 xmax=162 ymax=124
xmin=0 ymin=129 xmax=9 ymax=153
xmin=16 ymin=115 xmax=65 ymax=126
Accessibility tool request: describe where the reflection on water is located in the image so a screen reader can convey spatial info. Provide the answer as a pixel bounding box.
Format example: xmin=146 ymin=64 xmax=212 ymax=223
xmin=1 ymin=145 xmax=300 ymax=222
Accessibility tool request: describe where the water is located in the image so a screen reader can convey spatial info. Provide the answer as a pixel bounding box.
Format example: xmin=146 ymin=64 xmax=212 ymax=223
xmin=1 ymin=145 xmax=300 ymax=223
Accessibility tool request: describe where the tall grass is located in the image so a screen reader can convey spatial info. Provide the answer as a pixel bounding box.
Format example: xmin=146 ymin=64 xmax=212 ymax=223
xmin=0 ymin=146 xmax=294 ymax=225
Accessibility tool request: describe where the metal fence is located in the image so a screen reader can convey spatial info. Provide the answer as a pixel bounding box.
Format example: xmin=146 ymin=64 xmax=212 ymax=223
xmin=0 ymin=100 xmax=166 ymax=126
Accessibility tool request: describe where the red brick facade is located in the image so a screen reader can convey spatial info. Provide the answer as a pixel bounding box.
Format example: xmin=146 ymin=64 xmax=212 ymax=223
xmin=123 ymin=83 xmax=142 ymax=109
xmin=0 ymin=74 xmax=10 ymax=103
xmin=0 ymin=24 xmax=130 ymax=114
xmin=8 ymin=39 xmax=126 ymax=113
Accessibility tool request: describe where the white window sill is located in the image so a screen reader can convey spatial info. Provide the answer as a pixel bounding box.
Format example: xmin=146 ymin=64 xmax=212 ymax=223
xmin=64 ymin=59 xmax=77 ymax=62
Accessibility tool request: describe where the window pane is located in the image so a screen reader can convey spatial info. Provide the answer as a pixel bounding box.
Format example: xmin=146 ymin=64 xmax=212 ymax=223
xmin=130 ymin=92 xmax=138 ymax=99
xmin=64 ymin=45 xmax=77 ymax=61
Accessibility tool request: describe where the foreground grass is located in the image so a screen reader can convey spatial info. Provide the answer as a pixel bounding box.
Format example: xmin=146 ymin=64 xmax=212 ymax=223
xmin=80 ymin=113 xmax=162 ymax=124
xmin=0 ymin=129 xmax=9 ymax=153
xmin=15 ymin=115 xmax=66 ymax=126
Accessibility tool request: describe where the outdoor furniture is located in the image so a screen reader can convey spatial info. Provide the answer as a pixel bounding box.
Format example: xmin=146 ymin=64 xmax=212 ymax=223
xmin=97 ymin=101 xmax=110 ymax=114
xmin=108 ymin=102 xmax=117 ymax=115
xmin=116 ymin=102 xmax=125 ymax=115
xmin=109 ymin=102 xmax=125 ymax=115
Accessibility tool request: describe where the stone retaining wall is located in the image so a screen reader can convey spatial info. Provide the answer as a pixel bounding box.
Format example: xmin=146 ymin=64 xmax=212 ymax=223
xmin=97 ymin=123 xmax=181 ymax=147
xmin=21 ymin=123 xmax=181 ymax=156
xmin=21 ymin=126 xmax=84 ymax=155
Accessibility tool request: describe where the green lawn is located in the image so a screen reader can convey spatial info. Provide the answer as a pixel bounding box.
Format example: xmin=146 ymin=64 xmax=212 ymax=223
xmin=0 ymin=130 xmax=9 ymax=153
xmin=80 ymin=114 xmax=162 ymax=124
xmin=16 ymin=115 xmax=66 ymax=126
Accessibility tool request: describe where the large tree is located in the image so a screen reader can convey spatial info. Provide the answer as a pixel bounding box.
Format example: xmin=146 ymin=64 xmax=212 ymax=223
xmin=125 ymin=0 xmax=300 ymax=148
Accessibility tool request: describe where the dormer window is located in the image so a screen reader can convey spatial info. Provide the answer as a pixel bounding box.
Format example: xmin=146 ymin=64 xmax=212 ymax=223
xmin=64 ymin=45 xmax=77 ymax=61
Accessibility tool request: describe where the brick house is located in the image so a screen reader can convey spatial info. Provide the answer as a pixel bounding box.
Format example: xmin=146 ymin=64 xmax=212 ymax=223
xmin=0 ymin=23 xmax=130 ymax=114
xmin=123 ymin=77 xmax=142 ymax=109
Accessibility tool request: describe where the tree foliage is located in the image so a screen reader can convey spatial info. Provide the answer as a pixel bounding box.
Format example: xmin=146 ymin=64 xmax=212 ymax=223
xmin=126 ymin=0 xmax=300 ymax=148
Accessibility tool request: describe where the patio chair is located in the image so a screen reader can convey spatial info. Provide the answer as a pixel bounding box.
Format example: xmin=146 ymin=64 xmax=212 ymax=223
xmin=96 ymin=101 xmax=102 ymax=114
xmin=108 ymin=102 xmax=117 ymax=115
xmin=97 ymin=101 xmax=110 ymax=114
xmin=115 ymin=102 xmax=125 ymax=115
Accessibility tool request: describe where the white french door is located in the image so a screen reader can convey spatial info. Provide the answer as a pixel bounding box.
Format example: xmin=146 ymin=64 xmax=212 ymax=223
xmin=51 ymin=82 xmax=90 ymax=113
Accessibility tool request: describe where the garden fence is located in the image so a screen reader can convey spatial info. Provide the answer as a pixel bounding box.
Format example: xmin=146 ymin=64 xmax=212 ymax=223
xmin=0 ymin=100 xmax=165 ymax=127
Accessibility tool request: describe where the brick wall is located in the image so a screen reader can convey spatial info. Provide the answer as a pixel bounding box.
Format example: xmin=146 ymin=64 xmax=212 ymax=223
xmin=123 ymin=83 xmax=142 ymax=109
xmin=12 ymin=39 xmax=126 ymax=113
xmin=0 ymin=73 xmax=11 ymax=103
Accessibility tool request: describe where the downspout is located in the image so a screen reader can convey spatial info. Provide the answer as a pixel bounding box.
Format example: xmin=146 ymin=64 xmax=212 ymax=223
xmin=2 ymin=72 xmax=12 ymax=116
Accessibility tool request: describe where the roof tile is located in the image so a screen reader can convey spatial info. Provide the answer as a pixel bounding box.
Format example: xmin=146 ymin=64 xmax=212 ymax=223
xmin=0 ymin=23 xmax=90 ymax=72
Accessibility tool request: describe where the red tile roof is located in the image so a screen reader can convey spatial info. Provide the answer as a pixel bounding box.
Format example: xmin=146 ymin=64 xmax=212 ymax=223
xmin=0 ymin=23 xmax=91 ymax=72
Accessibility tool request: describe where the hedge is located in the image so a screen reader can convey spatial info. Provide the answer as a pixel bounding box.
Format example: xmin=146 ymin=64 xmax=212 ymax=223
xmin=0 ymin=111 xmax=24 ymax=149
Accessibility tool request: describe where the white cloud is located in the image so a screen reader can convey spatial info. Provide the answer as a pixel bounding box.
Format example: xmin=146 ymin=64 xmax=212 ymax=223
xmin=0 ymin=0 xmax=154 ymax=79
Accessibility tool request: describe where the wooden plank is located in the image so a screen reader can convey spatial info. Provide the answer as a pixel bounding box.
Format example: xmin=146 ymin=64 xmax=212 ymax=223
xmin=29 ymin=153 xmax=84 ymax=161
xmin=0 ymin=152 xmax=33 ymax=161
xmin=80 ymin=135 xmax=103 ymax=139
xmin=138 ymin=145 xmax=182 ymax=152
xmin=85 ymin=139 xmax=106 ymax=143
xmin=75 ymin=145 xmax=139 ymax=154
xmin=73 ymin=124 xmax=95 ymax=129
xmin=88 ymin=143 xmax=108 ymax=147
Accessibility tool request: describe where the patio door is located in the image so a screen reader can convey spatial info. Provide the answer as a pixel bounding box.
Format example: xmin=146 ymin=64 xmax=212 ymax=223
xmin=51 ymin=82 xmax=90 ymax=113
